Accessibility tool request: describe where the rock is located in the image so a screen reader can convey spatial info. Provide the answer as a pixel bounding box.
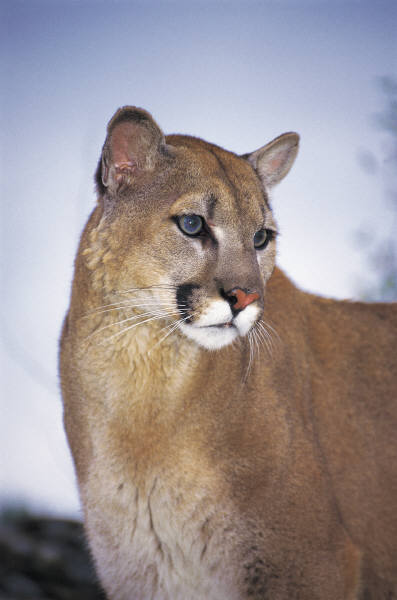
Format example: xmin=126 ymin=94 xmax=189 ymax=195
xmin=0 ymin=508 xmax=104 ymax=599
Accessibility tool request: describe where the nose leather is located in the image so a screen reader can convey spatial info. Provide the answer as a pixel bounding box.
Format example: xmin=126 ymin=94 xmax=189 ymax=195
xmin=229 ymin=288 xmax=260 ymax=310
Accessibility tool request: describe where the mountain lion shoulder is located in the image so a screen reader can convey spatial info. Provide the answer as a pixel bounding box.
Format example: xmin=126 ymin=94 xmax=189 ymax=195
xmin=60 ymin=106 xmax=397 ymax=599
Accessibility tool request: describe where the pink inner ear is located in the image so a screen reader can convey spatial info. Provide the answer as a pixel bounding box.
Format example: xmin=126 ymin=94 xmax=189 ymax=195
xmin=111 ymin=122 xmax=138 ymax=167
xmin=114 ymin=161 xmax=137 ymax=181
xmin=268 ymin=153 xmax=285 ymax=172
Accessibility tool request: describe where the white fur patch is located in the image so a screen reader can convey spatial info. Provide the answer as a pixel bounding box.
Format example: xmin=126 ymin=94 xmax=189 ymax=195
xmin=179 ymin=321 xmax=238 ymax=350
xmin=195 ymin=299 xmax=233 ymax=327
xmin=234 ymin=303 xmax=260 ymax=336
xmin=179 ymin=299 xmax=260 ymax=350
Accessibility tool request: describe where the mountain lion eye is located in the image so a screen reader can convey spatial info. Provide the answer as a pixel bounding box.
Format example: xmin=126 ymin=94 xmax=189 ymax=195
xmin=253 ymin=228 xmax=269 ymax=249
xmin=177 ymin=214 xmax=204 ymax=236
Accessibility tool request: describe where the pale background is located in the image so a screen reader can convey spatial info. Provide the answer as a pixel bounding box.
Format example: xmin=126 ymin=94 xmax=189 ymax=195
xmin=1 ymin=0 xmax=396 ymax=517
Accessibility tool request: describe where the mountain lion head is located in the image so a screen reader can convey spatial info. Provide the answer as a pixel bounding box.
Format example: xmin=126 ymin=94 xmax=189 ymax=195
xmin=92 ymin=106 xmax=298 ymax=350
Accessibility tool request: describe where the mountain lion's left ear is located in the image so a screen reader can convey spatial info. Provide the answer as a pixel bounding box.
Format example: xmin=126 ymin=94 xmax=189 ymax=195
xmin=243 ymin=132 xmax=299 ymax=188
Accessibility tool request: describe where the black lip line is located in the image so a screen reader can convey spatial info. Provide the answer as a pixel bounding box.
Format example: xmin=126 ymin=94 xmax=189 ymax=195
xmin=197 ymin=322 xmax=235 ymax=329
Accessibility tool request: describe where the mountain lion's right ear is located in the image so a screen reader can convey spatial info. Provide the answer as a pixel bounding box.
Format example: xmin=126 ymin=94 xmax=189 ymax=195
xmin=243 ymin=132 xmax=299 ymax=189
xmin=96 ymin=106 xmax=166 ymax=195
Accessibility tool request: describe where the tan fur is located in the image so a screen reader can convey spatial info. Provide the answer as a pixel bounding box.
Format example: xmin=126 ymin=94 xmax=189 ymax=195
xmin=60 ymin=107 xmax=397 ymax=599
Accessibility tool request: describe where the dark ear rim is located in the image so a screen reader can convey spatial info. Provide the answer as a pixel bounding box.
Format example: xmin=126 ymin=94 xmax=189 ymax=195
xmin=106 ymin=106 xmax=158 ymax=133
xmin=95 ymin=155 xmax=106 ymax=196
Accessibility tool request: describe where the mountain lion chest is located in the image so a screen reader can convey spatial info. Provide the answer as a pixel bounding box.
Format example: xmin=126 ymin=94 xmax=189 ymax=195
xmin=83 ymin=431 xmax=241 ymax=600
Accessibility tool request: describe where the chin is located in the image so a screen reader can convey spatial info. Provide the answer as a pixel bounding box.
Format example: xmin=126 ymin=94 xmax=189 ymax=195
xmin=179 ymin=322 xmax=239 ymax=350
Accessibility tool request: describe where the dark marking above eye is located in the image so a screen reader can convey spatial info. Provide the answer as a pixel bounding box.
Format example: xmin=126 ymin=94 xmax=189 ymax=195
xmin=207 ymin=194 xmax=218 ymax=220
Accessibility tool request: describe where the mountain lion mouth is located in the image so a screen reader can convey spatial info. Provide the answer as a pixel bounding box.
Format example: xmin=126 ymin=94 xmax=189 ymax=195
xmin=179 ymin=307 xmax=262 ymax=348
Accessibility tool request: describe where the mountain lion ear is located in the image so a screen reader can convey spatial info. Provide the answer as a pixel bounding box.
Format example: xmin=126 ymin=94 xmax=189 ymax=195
xmin=243 ymin=132 xmax=299 ymax=188
xmin=97 ymin=106 xmax=166 ymax=194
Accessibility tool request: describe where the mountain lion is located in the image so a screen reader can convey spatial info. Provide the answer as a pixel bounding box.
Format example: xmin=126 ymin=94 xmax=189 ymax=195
xmin=60 ymin=107 xmax=397 ymax=599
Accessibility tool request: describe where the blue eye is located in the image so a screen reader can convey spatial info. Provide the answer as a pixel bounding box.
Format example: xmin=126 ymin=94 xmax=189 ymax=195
xmin=253 ymin=229 xmax=269 ymax=249
xmin=177 ymin=214 xmax=204 ymax=236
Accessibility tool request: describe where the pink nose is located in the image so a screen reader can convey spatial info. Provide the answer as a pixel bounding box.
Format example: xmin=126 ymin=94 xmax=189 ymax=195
xmin=228 ymin=288 xmax=260 ymax=311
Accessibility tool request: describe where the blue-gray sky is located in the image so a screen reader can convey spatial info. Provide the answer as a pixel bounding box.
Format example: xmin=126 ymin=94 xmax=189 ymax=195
xmin=1 ymin=0 xmax=396 ymax=516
